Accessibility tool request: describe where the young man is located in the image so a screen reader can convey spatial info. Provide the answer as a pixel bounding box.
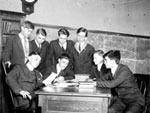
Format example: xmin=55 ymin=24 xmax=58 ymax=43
xmin=46 ymin=28 xmax=74 ymax=67
xmin=71 ymin=27 xmax=95 ymax=74
xmin=6 ymin=52 xmax=43 ymax=110
xmin=30 ymin=28 xmax=49 ymax=75
xmin=2 ymin=21 xmax=35 ymax=67
xmin=96 ymin=50 xmax=145 ymax=113
xmin=43 ymin=53 xmax=75 ymax=85
xmin=89 ymin=50 xmax=110 ymax=81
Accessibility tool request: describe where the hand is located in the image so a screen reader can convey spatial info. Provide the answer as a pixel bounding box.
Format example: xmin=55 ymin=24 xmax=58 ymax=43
xmin=5 ymin=61 xmax=11 ymax=68
xmin=45 ymin=83 xmax=52 ymax=87
xmin=53 ymin=76 xmax=64 ymax=83
xmin=19 ymin=90 xmax=32 ymax=100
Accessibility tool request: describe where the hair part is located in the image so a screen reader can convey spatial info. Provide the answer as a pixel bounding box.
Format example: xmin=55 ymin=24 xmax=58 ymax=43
xmin=59 ymin=53 xmax=70 ymax=61
xmin=77 ymin=27 xmax=88 ymax=37
xmin=22 ymin=21 xmax=35 ymax=30
xmin=26 ymin=52 xmax=41 ymax=64
xmin=36 ymin=28 xmax=47 ymax=36
xmin=58 ymin=28 xmax=70 ymax=37
xmin=94 ymin=50 xmax=104 ymax=56
xmin=104 ymin=50 xmax=121 ymax=64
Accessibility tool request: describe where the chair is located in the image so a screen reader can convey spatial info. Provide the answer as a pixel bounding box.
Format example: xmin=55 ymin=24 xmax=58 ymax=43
xmin=135 ymin=77 xmax=148 ymax=113
xmin=135 ymin=77 xmax=147 ymax=97
xmin=2 ymin=62 xmax=36 ymax=113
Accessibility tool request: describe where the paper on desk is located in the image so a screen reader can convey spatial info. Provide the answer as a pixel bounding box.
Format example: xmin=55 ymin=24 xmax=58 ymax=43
xmin=42 ymin=72 xmax=58 ymax=85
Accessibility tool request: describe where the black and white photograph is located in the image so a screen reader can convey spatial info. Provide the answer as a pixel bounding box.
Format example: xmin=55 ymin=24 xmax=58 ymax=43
xmin=0 ymin=0 xmax=150 ymax=113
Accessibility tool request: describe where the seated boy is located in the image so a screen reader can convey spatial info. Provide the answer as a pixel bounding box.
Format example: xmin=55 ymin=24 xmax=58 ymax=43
xmin=89 ymin=50 xmax=110 ymax=81
xmin=43 ymin=53 xmax=75 ymax=85
xmin=96 ymin=50 xmax=145 ymax=113
xmin=6 ymin=52 xmax=44 ymax=110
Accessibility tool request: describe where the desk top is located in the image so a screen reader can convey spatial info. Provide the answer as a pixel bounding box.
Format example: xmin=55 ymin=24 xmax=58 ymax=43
xmin=35 ymin=86 xmax=111 ymax=97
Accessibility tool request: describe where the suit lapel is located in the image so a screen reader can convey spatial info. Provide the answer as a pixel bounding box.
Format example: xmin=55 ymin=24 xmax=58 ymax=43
xmin=33 ymin=40 xmax=41 ymax=53
xmin=16 ymin=36 xmax=24 ymax=55
xmin=29 ymin=41 xmax=34 ymax=53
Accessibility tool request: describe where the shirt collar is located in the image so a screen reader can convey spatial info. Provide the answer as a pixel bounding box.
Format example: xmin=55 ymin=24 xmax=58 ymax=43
xmin=19 ymin=33 xmax=28 ymax=41
xmin=97 ymin=63 xmax=103 ymax=71
xmin=56 ymin=63 xmax=62 ymax=74
xmin=19 ymin=33 xmax=24 ymax=40
xmin=59 ymin=42 xmax=67 ymax=50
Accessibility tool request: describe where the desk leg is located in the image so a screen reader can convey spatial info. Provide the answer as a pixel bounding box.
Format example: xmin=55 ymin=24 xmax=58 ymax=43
xmin=38 ymin=95 xmax=47 ymax=113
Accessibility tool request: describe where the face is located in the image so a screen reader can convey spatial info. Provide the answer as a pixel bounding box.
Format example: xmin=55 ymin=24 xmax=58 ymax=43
xmin=93 ymin=53 xmax=103 ymax=65
xmin=58 ymin=34 xmax=68 ymax=45
xmin=104 ymin=56 xmax=114 ymax=69
xmin=22 ymin=26 xmax=33 ymax=38
xmin=58 ymin=58 xmax=69 ymax=70
xmin=29 ymin=55 xmax=41 ymax=68
xmin=36 ymin=34 xmax=46 ymax=44
xmin=77 ymin=32 xmax=87 ymax=43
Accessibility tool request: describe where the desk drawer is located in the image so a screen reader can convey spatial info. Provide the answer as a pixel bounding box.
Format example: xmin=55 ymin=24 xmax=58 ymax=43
xmin=42 ymin=95 xmax=109 ymax=113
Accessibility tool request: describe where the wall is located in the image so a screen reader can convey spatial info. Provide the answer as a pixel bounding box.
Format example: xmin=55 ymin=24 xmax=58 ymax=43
xmin=0 ymin=0 xmax=150 ymax=36
xmin=0 ymin=0 xmax=150 ymax=73
xmin=33 ymin=24 xmax=150 ymax=74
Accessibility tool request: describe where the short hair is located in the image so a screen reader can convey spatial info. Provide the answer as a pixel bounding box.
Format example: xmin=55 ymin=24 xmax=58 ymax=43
xmin=22 ymin=21 xmax=35 ymax=30
xmin=26 ymin=52 xmax=41 ymax=64
xmin=29 ymin=52 xmax=39 ymax=56
xmin=77 ymin=27 xmax=88 ymax=37
xmin=58 ymin=28 xmax=69 ymax=37
xmin=59 ymin=53 xmax=70 ymax=61
xmin=94 ymin=50 xmax=104 ymax=56
xmin=36 ymin=28 xmax=47 ymax=36
xmin=103 ymin=50 xmax=121 ymax=64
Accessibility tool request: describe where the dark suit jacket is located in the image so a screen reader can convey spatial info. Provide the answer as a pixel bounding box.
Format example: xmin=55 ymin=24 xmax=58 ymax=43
xmin=71 ymin=44 xmax=95 ymax=74
xmin=90 ymin=63 xmax=110 ymax=80
xmin=6 ymin=65 xmax=43 ymax=108
xmin=46 ymin=39 xmax=74 ymax=67
xmin=44 ymin=65 xmax=75 ymax=81
xmin=96 ymin=64 xmax=145 ymax=106
xmin=30 ymin=40 xmax=49 ymax=74
xmin=2 ymin=35 xmax=32 ymax=65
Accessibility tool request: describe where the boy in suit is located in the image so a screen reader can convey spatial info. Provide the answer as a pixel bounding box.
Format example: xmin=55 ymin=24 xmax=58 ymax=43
xmin=6 ymin=52 xmax=43 ymax=110
xmin=89 ymin=50 xmax=110 ymax=81
xmin=30 ymin=28 xmax=49 ymax=75
xmin=46 ymin=28 xmax=74 ymax=67
xmin=71 ymin=27 xmax=95 ymax=74
xmin=43 ymin=53 xmax=75 ymax=85
xmin=2 ymin=21 xmax=35 ymax=67
xmin=96 ymin=50 xmax=145 ymax=113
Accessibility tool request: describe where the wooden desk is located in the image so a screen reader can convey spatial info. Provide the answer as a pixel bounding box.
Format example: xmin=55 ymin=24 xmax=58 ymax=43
xmin=35 ymin=86 xmax=111 ymax=113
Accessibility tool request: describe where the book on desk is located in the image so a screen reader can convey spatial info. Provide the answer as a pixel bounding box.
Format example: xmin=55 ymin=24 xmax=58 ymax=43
xmin=79 ymin=81 xmax=96 ymax=88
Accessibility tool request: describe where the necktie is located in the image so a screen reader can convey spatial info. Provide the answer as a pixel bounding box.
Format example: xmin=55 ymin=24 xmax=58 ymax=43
xmin=61 ymin=45 xmax=65 ymax=51
xmin=39 ymin=44 xmax=41 ymax=49
xmin=38 ymin=44 xmax=41 ymax=53
xmin=79 ymin=44 xmax=81 ymax=51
